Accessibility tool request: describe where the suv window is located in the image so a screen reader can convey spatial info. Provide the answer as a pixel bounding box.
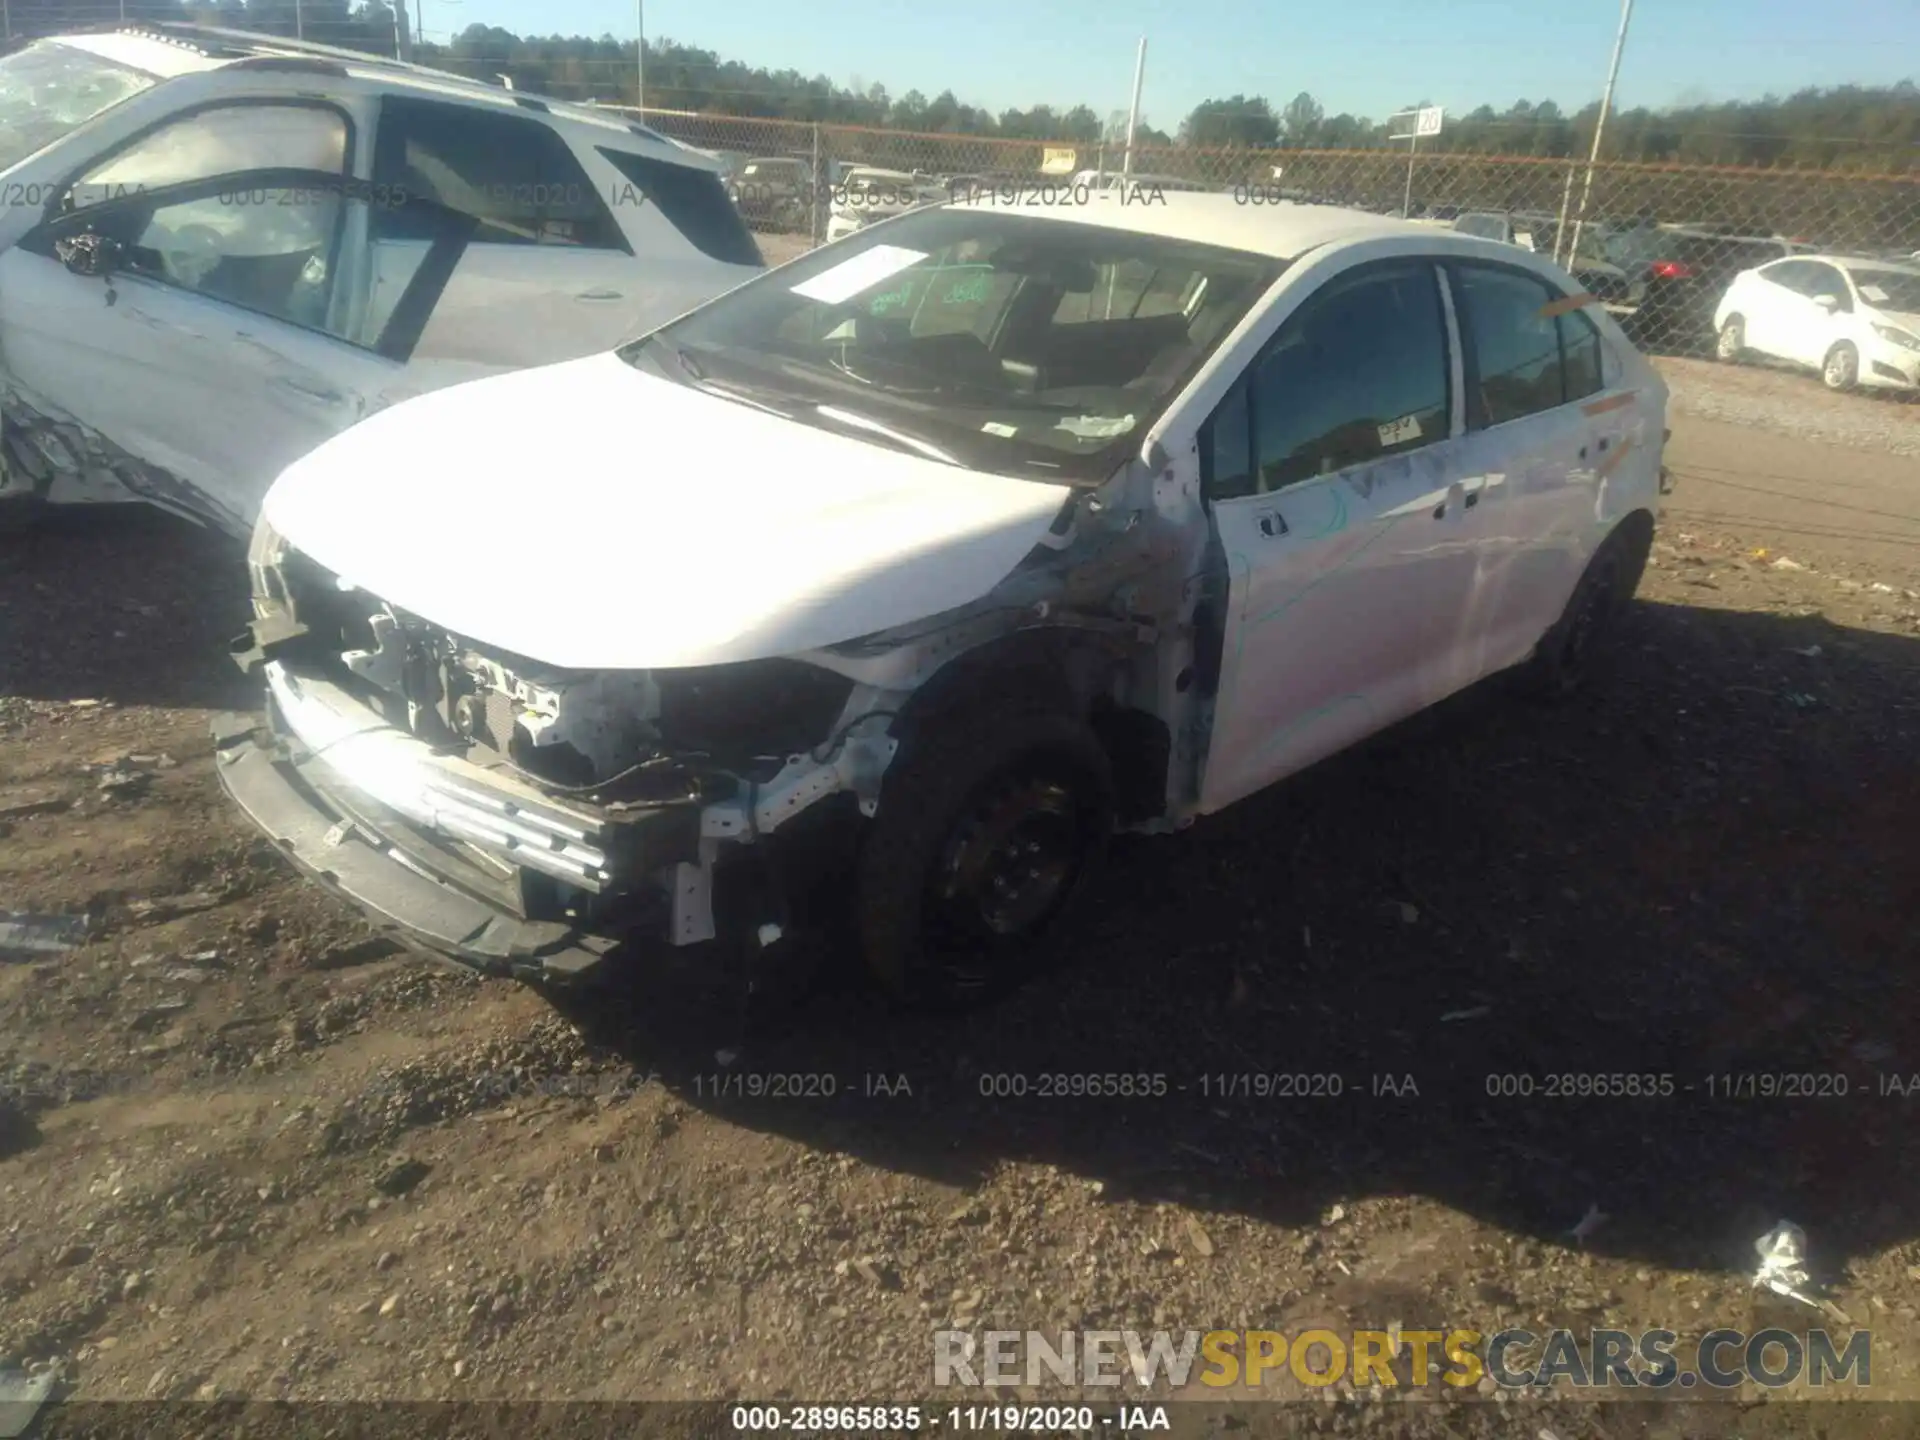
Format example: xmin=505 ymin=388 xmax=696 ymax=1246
xmin=43 ymin=178 xmax=410 ymax=351
xmin=69 ymin=103 xmax=347 ymax=210
xmin=1455 ymin=214 xmax=1507 ymax=241
xmin=372 ymin=98 xmax=622 ymax=249
xmin=1204 ymin=261 xmax=1450 ymax=501
xmin=596 ymin=147 xmax=760 ymax=267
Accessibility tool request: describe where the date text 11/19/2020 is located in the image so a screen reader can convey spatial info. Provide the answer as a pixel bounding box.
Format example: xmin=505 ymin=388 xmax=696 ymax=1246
xmin=728 ymin=1404 xmax=1172 ymax=1433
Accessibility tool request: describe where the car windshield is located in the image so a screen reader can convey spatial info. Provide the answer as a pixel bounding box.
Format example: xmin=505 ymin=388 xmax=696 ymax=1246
xmin=0 ymin=41 xmax=159 ymax=173
xmin=1847 ymin=267 xmax=1920 ymax=312
xmin=620 ymin=207 xmax=1281 ymax=483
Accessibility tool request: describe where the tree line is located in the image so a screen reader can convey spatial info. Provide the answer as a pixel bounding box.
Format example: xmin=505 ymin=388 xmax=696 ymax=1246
xmin=10 ymin=0 xmax=1917 ymax=172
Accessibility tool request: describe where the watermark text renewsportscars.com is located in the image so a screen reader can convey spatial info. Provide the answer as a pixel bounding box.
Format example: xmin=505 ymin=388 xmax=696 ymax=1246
xmin=933 ymin=1328 xmax=1872 ymax=1391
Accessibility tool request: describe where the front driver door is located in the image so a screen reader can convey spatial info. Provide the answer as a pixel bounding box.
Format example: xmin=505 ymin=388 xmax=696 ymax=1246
xmin=0 ymin=169 xmax=474 ymax=534
xmin=1198 ymin=258 xmax=1477 ymax=814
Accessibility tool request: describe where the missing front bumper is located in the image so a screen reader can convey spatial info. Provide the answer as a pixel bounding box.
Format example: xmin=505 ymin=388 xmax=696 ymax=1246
xmin=211 ymin=710 xmax=622 ymax=983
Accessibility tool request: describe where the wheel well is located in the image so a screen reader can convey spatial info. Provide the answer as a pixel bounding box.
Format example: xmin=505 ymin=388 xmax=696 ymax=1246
xmin=892 ymin=629 xmax=1171 ymax=823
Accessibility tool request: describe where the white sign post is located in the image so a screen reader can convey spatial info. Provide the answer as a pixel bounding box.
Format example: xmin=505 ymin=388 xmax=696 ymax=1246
xmin=1389 ymin=106 xmax=1444 ymax=218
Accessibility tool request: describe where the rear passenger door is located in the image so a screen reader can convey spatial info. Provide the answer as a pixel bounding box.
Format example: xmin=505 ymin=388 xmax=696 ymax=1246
xmin=1199 ymin=259 xmax=1484 ymax=813
xmin=1444 ymin=262 xmax=1617 ymax=675
xmin=368 ymin=97 xmax=641 ymax=367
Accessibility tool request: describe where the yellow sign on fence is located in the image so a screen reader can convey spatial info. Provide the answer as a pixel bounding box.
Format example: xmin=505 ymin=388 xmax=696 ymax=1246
xmin=1040 ymin=146 xmax=1078 ymax=175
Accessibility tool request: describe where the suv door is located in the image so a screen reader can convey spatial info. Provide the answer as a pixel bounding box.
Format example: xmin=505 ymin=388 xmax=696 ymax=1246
xmin=1445 ymin=262 xmax=1623 ymax=673
xmin=368 ymin=97 xmax=644 ymax=366
xmin=0 ymin=102 xmax=473 ymax=532
xmin=1197 ymin=258 xmax=1482 ymax=813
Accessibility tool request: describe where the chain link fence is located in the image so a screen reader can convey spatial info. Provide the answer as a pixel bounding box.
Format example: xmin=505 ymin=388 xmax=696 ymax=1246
xmin=627 ymin=109 xmax=1919 ymax=365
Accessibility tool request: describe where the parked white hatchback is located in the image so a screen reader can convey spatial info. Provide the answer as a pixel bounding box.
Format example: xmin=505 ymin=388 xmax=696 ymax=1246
xmin=218 ymin=194 xmax=1670 ymax=1006
xmin=0 ymin=25 xmax=764 ymax=534
xmin=823 ymin=167 xmax=948 ymax=243
xmin=1714 ymin=254 xmax=1920 ymax=393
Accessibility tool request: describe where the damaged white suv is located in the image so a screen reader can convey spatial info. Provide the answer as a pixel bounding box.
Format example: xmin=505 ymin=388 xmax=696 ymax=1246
xmin=217 ymin=194 xmax=1671 ymax=1007
xmin=0 ymin=25 xmax=762 ymax=535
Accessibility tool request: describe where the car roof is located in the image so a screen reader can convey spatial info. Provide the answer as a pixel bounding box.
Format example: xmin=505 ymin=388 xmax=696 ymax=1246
xmin=1814 ymin=254 xmax=1920 ymax=274
xmin=45 ymin=30 xmax=228 ymax=77
xmin=944 ymin=192 xmax=1427 ymax=258
xmin=48 ymin=25 xmax=712 ymax=170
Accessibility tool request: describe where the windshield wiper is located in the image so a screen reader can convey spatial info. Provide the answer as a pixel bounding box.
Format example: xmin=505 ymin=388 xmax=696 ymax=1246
xmin=643 ymin=337 xmax=797 ymax=417
xmin=812 ymin=405 xmax=959 ymax=466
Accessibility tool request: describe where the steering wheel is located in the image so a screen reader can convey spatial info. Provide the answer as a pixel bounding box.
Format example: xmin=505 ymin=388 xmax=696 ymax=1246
xmin=158 ymin=223 xmax=224 ymax=288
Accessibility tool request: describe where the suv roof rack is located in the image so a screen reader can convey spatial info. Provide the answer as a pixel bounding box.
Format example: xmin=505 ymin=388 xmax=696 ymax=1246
xmin=101 ymin=23 xmax=586 ymax=111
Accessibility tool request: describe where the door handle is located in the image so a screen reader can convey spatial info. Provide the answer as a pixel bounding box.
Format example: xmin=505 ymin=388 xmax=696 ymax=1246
xmin=1256 ymin=508 xmax=1288 ymax=538
xmin=1434 ymin=480 xmax=1465 ymax=520
xmin=1464 ymin=484 xmax=1480 ymax=509
xmin=271 ymin=374 xmax=347 ymax=405
xmin=575 ymin=288 xmax=624 ymax=301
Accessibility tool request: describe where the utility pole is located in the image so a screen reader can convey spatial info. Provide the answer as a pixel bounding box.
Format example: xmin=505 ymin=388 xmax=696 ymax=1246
xmin=1121 ymin=37 xmax=1146 ymax=180
xmin=294 ymin=0 xmax=305 ymax=39
xmin=634 ymin=0 xmax=645 ymax=111
xmin=392 ymin=0 xmax=414 ymax=60
xmin=1569 ymin=0 xmax=1635 ymax=265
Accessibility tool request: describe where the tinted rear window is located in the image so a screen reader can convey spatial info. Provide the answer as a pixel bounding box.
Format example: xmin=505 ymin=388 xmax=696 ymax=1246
xmin=597 ymin=147 xmax=763 ymax=268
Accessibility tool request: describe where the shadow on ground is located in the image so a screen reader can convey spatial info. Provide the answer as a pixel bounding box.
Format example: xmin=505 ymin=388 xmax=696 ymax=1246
xmin=0 ymin=507 xmax=253 ymax=712
xmin=562 ymin=597 xmax=1920 ymax=1281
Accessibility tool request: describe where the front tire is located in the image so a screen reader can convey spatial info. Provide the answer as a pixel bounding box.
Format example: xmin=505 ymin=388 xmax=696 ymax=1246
xmin=1715 ymin=316 xmax=1747 ymax=363
xmin=1822 ymin=342 xmax=1859 ymax=392
xmin=857 ymin=707 xmax=1113 ymax=1011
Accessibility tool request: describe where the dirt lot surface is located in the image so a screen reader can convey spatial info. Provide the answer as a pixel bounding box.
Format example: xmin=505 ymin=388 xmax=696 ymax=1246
xmin=3 ymin=367 xmax=1919 ymax=1436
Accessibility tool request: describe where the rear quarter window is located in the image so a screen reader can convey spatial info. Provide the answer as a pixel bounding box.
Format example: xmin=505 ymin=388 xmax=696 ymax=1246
xmin=597 ymin=147 xmax=762 ymax=268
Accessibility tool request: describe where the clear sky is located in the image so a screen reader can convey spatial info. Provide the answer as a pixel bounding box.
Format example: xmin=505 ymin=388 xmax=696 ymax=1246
xmin=429 ymin=0 xmax=1918 ymax=127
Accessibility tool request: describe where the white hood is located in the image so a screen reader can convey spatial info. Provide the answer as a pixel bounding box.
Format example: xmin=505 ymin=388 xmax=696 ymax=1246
xmin=261 ymin=352 xmax=1073 ymax=671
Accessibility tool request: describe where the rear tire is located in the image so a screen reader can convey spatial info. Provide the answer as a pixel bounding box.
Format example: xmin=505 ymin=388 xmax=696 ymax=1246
xmin=857 ymin=706 xmax=1113 ymax=1011
xmin=1822 ymin=342 xmax=1859 ymax=392
xmin=1715 ymin=316 xmax=1747 ymax=363
xmin=1516 ymin=520 xmax=1650 ymax=700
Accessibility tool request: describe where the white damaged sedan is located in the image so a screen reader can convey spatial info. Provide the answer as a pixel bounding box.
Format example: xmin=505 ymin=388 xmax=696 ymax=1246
xmin=219 ymin=193 xmax=1671 ymax=1007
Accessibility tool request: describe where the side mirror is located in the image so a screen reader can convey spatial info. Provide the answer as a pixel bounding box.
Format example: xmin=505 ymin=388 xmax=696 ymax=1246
xmin=54 ymin=230 xmax=122 ymax=279
xmin=1812 ymin=292 xmax=1840 ymax=311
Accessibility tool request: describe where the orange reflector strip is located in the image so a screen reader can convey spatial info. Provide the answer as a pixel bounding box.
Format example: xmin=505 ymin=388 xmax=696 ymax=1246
xmin=1582 ymin=391 xmax=1637 ymax=417
xmin=1539 ymin=292 xmax=1599 ymax=318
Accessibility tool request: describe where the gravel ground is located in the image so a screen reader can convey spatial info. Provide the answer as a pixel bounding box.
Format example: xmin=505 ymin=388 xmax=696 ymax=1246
xmin=2 ymin=414 xmax=1919 ymax=1437
xmin=1655 ymin=355 xmax=1920 ymax=459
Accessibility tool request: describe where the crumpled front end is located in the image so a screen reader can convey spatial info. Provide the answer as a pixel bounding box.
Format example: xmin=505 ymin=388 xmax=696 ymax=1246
xmin=214 ymin=523 xmax=901 ymax=982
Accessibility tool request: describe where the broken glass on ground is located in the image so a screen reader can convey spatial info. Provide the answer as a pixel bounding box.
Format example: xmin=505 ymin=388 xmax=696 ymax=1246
xmin=0 ymin=911 xmax=91 ymax=961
